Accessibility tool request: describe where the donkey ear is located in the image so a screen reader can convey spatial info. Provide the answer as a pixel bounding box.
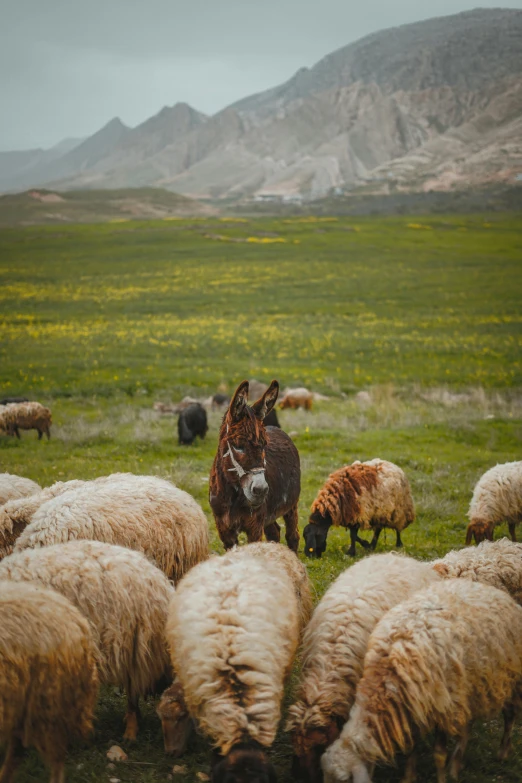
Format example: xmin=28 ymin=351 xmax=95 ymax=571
xmin=251 ymin=380 xmax=279 ymax=420
xmin=228 ymin=381 xmax=249 ymax=422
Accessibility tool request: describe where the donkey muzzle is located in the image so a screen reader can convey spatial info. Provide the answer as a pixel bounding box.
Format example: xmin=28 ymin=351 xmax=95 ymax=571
xmin=242 ymin=470 xmax=269 ymax=507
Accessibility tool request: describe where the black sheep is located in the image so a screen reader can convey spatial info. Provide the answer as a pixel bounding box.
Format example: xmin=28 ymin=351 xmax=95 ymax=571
xmin=264 ymin=408 xmax=280 ymax=429
xmin=178 ymin=403 xmax=208 ymax=445
xmin=0 ymin=397 xmax=29 ymax=405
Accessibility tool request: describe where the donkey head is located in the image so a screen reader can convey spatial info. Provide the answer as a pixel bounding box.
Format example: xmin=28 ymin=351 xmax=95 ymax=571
xmin=221 ymin=380 xmax=279 ymax=507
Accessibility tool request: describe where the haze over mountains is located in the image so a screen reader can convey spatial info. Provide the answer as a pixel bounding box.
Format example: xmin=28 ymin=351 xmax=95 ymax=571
xmin=2 ymin=8 xmax=522 ymax=200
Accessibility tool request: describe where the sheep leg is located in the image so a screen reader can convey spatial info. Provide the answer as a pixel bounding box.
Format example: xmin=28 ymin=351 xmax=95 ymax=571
xmin=215 ymin=517 xmax=239 ymax=550
xmin=0 ymin=736 xmax=24 ymax=783
xmin=123 ymin=694 xmax=141 ymax=741
xmin=14 ymin=426 xmax=20 ymax=440
xmin=264 ymin=522 xmax=281 ymax=543
xmin=283 ymin=506 xmax=300 ymax=553
xmin=395 ymin=530 xmax=403 ymax=548
xmin=448 ymin=724 xmax=469 ymax=779
xmin=37 ymin=429 xmax=43 ymax=440
xmin=401 ymin=750 xmax=417 ymax=783
xmin=508 ymin=523 xmax=517 ymax=543
xmin=433 ymin=730 xmax=448 ymax=783
xmin=369 ymin=527 xmax=382 ymax=551
xmin=49 ymin=762 xmax=65 ymax=783
xmin=347 ymin=525 xmax=359 ymax=556
xmin=498 ymin=703 xmax=516 ymax=761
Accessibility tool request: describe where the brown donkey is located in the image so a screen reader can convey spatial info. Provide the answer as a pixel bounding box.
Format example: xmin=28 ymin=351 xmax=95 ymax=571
xmin=209 ymin=380 xmax=301 ymax=552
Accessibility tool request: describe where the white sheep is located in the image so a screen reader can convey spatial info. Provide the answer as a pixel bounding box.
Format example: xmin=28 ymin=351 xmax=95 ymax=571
xmin=13 ymin=473 xmax=209 ymax=583
xmin=432 ymin=538 xmax=522 ymax=605
xmin=0 ymin=580 xmax=98 ymax=783
xmin=0 ymin=479 xmax=86 ymax=559
xmin=303 ymin=459 xmax=415 ymax=558
xmin=286 ymin=553 xmax=441 ymax=782
xmin=321 ymin=579 xmax=522 ymax=783
xmin=165 ymin=547 xmax=300 ymax=781
xmin=466 ymin=461 xmax=522 ymax=544
xmin=0 ymin=473 xmax=40 ymax=505
xmin=0 ymin=540 xmax=175 ymax=742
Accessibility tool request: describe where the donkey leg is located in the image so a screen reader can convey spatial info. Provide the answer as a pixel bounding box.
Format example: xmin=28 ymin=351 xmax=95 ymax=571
xmin=283 ymin=506 xmax=300 ymax=553
xmin=265 ymin=522 xmax=281 ymax=543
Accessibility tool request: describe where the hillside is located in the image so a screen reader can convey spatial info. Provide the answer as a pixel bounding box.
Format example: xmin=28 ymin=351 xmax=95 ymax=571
xmin=1 ymin=8 xmax=521 ymax=200
xmin=0 ymin=187 xmax=214 ymax=227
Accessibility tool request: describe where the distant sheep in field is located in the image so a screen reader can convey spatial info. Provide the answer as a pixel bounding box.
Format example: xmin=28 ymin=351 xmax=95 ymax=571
xmin=165 ymin=547 xmax=300 ymax=782
xmin=0 ymin=479 xmax=88 ymax=559
xmin=0 ymin=541 xmax=174 ymax=742
xmin=466 ymin=461 xmax=522 ymax=544
xmin=322 ymin=579 xmax=522 ymax=783
xmin=211 ymin=393 xmax=230 ymax=411
xmin=0 ymin=473 xmax=40 ymax=506
xmin=178 ymin=402 xmax=208 ymax=445
xmin=280 ymin=387 xmax=314 ymax=411
xmin=287 ymin=553 xmax=440 ymax=783
xmin=0 ymin=396 xmax=29 ymax=405
xmin=303 ymin=458 xmax=415 ymax=558
xmin=0 ymin=580 xmax=98 ymax=783
xmin=432 ymin=538 xmax=522 ymax=605
xmin=0 ymin=401 xmax=52 ymax=440
xmin=13 ymin=473 xmax=209 ymax=583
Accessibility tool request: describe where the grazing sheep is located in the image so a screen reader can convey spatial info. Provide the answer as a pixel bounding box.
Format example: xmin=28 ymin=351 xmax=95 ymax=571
xmin=0 ymin=541 xmax=174 ymax=742
xmin=0 ymin=479 xmax=87 ymax=559
xmin=0 ymin=396 xmax=29 ymax=405
xmin=166 ymin=548 xmax=300 ymax=781
xmin=0 ymin=473 xmax=40 ymax=505
xmin=287 ymin=553 xmax=440 ymax=783
xmin=321 ymin=579 xmax=522 ymax=783
xmin=211 ymin=393 xmax=230 ymax=411
xmin=432 ymin=538 xmax=522 ymax=605
xmin=303 ymin=459 xmax=415 ymax=558
xmin=0 ymin=580 xmax=98 ymax=783
xmin=178 ymin=402 xmax=208 ymax=445
xmin=466 ymin=461 xmax=522 ymax=544
xmin=0 ymin=401 xmax=52 ymax=439
xmin=279 ymin=387 xmax=314 ymax=411
xmin=14 ymin=473 xmax=209 ymax=583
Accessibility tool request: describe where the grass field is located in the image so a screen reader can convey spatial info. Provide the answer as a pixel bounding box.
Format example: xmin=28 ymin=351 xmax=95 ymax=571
xmin=1 ymin=213 xmax=522 ymax=782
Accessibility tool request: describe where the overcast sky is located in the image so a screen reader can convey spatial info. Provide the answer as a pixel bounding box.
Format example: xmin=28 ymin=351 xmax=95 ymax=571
xmin=2 ymin=0 xmax=522 ymax=151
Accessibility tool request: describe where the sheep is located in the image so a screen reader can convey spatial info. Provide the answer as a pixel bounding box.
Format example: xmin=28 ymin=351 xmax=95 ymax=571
xmin=432 ymin=538 xmax=522 ymax=605
xmin=466 ymin=460 xmax=522 ymax=544
xmin=286 ymin=553 xmax=441 ymax=783
xmin=13 ymin=473 xmax=209 ymax=583
xmin=279 ymin=387 xmax=314 ymax=411
xmin=0 ymin=541 xmax=175 ymax=743
xmin=178 ymin=402 xmax=208 ymax=445
xmin=0 ymin=401 xmax=52 ymax=439
xmin=0 ymin=396 xmax=29 ymax=405
xmin=0 ymin=580 xmax=98 ymax=783
xmin=303 ymin=459 xmax=415 ymax=558
xmin=321 ymin=579 xmax=522 ymax=783
xmin=0 ymin=479 xmax=87 ymax=559
xmin=0 ymin=473 xmax=41 ymax=505
xmin=165 ymin=548 xmax=300 ymax=781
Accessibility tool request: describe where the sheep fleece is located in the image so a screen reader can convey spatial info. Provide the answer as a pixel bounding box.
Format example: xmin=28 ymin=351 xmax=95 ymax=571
xmin=468 ymin=460 xmax=522 ymax=528
xmin=0 ymin=541 xmax=174 ymax=696
xmin=166 ymin=551 xmax=300 ymax=754
xmin=0 ymin=580 xmax=98 ymax=764
xmin=0 ymin=473 xmax=41 ymax=506
xmin=13 ymin=473 xmax=209 ymax=582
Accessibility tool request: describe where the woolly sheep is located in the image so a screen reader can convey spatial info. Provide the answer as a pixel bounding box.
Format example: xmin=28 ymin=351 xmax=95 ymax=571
xmin=466 ymin=461 xmax=522 ymax=544
xmin=0 ymin=472 xmax=40 ymax=505
xmin=279 ymin=387 xmax=314 ymax=411
xmin=0 ymin=401 xmax=52 ymax=439
xmin=432 ymin=538 xmax=522 ymax=605
xmin=0 ymin=580 xmax=98 ymax=783
xmin=286 ymin=553 xmax=440 ymax=782
xmin=0 ymin=479 xmax=87 ymax=559
xmin=165 ymin=548 xmax=300 ymax=782
xmin=13 ymin=473 xmax=209 ymax=583
xmin=0 ymin=540 xmax=175 ymax=742
xmin=303 ymin=459 xmax=415 ymax=558
xmin=321 ymin=579 xmax=522 ymax=783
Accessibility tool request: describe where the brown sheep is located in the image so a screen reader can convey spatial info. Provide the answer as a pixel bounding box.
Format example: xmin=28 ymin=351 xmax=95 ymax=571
xmin=279 ymin=388 xmax=313 ymax=411
xmin=0 ymin=402 xmax=52 ymax=440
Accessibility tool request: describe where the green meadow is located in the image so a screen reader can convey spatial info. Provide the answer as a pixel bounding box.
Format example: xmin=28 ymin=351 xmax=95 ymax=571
xmin=0 ymin=213 xmax=521 ymax=782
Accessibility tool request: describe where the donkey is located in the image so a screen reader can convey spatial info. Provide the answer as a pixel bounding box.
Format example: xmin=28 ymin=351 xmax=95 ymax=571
xmin=209 ymin=379 xmax=301 ymax=552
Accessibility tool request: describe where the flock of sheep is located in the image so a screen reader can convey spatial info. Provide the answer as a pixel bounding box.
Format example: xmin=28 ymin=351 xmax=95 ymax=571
xmin=0 ymin=458 xmax=522 ymax=783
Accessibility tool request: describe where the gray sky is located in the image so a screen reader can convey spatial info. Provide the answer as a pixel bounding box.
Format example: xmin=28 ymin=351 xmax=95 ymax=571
xmin=2 ymin=0 xmax=522 ymax=151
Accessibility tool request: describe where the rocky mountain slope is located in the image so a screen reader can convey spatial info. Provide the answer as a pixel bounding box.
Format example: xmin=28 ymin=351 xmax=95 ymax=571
xmin=2 ymin=8 xmax=521 ymax=199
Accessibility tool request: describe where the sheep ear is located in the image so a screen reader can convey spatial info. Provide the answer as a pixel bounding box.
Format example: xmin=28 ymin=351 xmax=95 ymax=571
xmin=228 ymin=381 xmax=249 ymax=422
xmin=251 ymin=380 xmax=279 ymax=420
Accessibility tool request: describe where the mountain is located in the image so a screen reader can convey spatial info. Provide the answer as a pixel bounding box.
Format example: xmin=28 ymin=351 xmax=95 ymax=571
xmin=2 ymin=8 xmax=522 ymax=199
